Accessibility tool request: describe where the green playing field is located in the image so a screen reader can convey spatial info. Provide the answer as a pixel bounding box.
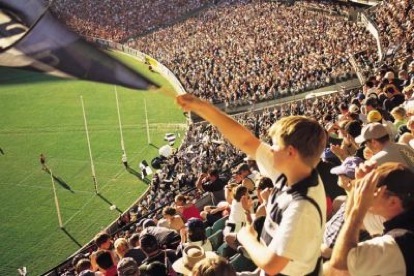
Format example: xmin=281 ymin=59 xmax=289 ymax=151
xmin=0 ymin=52 xmax=186 ymax=275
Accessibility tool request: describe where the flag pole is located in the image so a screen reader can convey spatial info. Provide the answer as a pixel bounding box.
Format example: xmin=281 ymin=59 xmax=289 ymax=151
xmin=114 ymin=86 xmax=126 ymax=155
xmin=80 ymin=96 xmax=98 ymax=194
xmin=144 ymin=99 xmax=151 ymax=144
xmin=50 ymin=170 xmax=63 ymax=228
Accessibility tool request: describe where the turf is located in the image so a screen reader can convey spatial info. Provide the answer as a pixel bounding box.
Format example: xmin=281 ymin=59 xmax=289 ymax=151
xmin=0 ymin=51 xmax=186 ymax=275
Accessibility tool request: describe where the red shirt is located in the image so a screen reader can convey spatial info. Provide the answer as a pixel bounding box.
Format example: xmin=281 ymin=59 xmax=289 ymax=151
xmin=182 ymin=204 xmax=202 ymax=221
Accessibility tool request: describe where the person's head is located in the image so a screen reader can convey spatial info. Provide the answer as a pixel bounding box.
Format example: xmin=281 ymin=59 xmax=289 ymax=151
xmin=174 ymin=194 xmax=187 ymax=206
xmin=117 ymin=257 xmax=139 ymax=276
xmin=344 ymin=120 xmax=362 ymax=139
xmin=162 ymin=206 xmax=178 ymax=220
xmin=398 ymin=132 xmax=414 ymax=145
xmin=191 ymin=255 xmax=236 ymax=276
xmin=369 ymin=163 xmax=414 ymax=219
xmin=355 ymin=123 xmax=390 ymax=153
xmin=363 ymin=97 xmax=378 ymax=113
xmin=75 ymin=258 xmax=92 ymax=274
xmin=95 ymin=250 xmax=114 ymax=271
xmin=142 ymin=218 xmax=156 ymax=229
xmin=173 ymin=245 xmax=218 ymax=275
xmin=367 ymin=110 xmax=382 ymax=123
xmin=268 ymin=116 xmax=326 ymax=169
xmin=233 ymin=185 xmax=248 ymax=202
xmin=207 ymin=169 xmax=219 ymax=181
xmin=114 ymin=238 xmax=129 ymax=258
xmin=139 ymin=234 xmax=159 ymax=256
xmin=94 ymin=232 xmax=112 ymax=250
xmin=129 ymin=233 xmax=141 ymax=248
xmin=186 ymin=218 xmax=207 ymax=243
xmin=139 ymin=261 xmax=167 ymax=276
xmin=330 ymin=156 xmax=363 ymax=191
xmin=233 ymin=163 xmax=251 ymax=178
xmin=391 ymin=106 xmax=407 ymax=121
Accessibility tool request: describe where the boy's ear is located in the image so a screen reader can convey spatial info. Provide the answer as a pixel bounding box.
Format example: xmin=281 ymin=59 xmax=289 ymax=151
xmin=286 ymin=145 xmax=297 ymax=157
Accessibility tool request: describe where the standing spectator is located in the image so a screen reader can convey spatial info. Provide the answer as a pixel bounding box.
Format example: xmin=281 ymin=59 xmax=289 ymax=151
xmin=196 ymin=169 xmax=226 ymax=205
xmin=328 ymin=162 xmax=414 ymax=275
xmin=177 ymin=94 xmax=327 ymax=275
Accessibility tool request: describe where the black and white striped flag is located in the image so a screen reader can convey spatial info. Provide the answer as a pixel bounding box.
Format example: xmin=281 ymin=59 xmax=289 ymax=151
xmin=0 ymin=0 xmax=158 ymax=90
xmin=139 ymin=160 xmax=153 ymax=179
xmin=164 ymin=133 xmax=176 ymax=146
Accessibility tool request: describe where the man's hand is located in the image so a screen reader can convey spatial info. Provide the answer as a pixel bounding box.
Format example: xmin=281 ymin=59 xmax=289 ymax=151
xmin=352 ymin=170 xmax=384 ymax=213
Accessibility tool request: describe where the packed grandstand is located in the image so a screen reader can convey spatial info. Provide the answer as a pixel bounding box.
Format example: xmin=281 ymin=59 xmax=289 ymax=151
xmin=41 ymin=0 xmax=414 ymax=275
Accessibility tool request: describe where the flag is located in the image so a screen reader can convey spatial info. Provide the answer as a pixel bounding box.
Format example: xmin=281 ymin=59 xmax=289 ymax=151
xmin=139 ymin=160 xmax=153 ymax=179
xmin=0 ymin=0 xmax=158 ymax=90
xmin=164 ymin=133 xmax=176 ymax=146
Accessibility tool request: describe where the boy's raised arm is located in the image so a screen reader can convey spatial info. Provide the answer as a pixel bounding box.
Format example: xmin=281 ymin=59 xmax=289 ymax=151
xmin=176 ymin=94 xmax=261 ymax=158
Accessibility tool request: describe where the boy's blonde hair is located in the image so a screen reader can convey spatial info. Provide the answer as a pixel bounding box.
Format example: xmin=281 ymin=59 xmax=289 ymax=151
xmin=268 ymin=116 xmax=326 ymax=167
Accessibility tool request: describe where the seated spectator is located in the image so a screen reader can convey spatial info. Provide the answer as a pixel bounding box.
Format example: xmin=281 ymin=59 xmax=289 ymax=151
xmin=321 ymin=156 xmax=364 ymax=260
xmin=177 ymin=218 xmax=212 ymax=257
xmin=355 ymin=123 xmax=414 ymax=171
xmin=162 ymin=206 xmax=186 ymax=233
xmin=90 ymin=232 xmax=118 ymax=272
xmin=117 ymin=257 xmax=139 ymax=276
xmin=173 ymin=245 xmax=217 ymax=276
xmin=75 ymin=258 xmax=94 ymax=275
xmin=139 ymin=261 xmax=167 ymax=276
xmin=200 ymin=201 xmax=230 ymax=227
xmin=174 ymin=194 xmax=202 ymax=221
xmin=114 ymin=237 xmax=146 ymax=266
xmin=95 ymin=250 xmax=117 ymax=276
xmin=139 ymin=234 xmax=178 ymax=270
xmin=140 ymin=219 xmax=181 ymax=250
xmin=191 ymin=255 xmax=236 ymax=276
xmin=327 ymin=162 xmax=414 ymax=275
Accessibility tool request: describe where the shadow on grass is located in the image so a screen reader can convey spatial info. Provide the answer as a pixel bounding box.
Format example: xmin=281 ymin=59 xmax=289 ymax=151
xmin=149 ymin=143 xmax=159 ymax=150
xmin=0 ymin=67 xmax=62 ymax=85
xmin=126 ymin=167 xmax=151 ymax=185
xmin=45 ymin=170 xmax=75 ymax=193
xmin=61 ymin=227 xmax=82 ymax=248
xmin=97 ymin=193 xmax=123 ymax=213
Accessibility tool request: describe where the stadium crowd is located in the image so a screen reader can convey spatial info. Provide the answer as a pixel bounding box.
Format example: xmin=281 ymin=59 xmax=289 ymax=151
xmin=51 ymin=0 xmax=414 ymax=275
xmin=369 ymin=0 xmax=414 ymax=70
xmin=132 ymin=1 xmax=376 ymax=106
xmin=50 ymin=0 xmax=213 ymax=42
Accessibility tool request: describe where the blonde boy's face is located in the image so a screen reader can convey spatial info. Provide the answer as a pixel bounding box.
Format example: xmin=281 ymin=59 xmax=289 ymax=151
xmin=270 ymin=137 xmax=290 ymax=171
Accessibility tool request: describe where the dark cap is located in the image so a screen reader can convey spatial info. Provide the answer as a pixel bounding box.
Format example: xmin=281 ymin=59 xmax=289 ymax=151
xmin=185 ymin=218 xmax=204 ymax=230
xmin=376 ymin=163 xmax=414 ymax=197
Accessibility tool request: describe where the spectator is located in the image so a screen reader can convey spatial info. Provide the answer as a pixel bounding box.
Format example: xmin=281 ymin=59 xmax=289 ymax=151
xmin=328 ymin=162 xmax=414 ymax=275
xmin=174 ymin=194 xmax=202 ymax=221
xmin=177 ymin=94 xmax=327 ymax=275
xmin=117 ymin=257 xmax=139 ymax=276
xmin=355 ymin=123 xmax=414 ymax=171
xmin=191 ymin=255 xmax=236 ymax=276
xmin=95 ymin=250 xmax=117 ymax=276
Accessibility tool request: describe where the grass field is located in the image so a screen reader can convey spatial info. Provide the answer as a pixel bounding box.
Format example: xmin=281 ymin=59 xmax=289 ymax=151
xmin=0 ymin=52 xmax=186 ymax=275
